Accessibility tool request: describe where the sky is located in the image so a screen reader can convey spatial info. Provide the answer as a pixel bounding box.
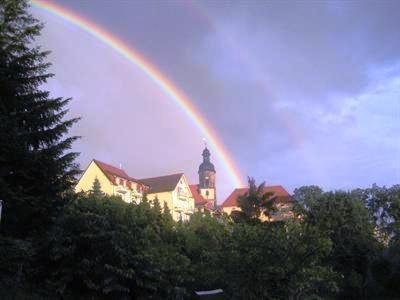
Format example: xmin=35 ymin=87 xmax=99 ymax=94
xmin=31 ymin=0 xmax=400 ymax=201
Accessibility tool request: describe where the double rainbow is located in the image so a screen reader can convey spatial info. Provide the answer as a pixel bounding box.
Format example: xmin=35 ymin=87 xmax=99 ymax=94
xmin=32 ymin=0 xmax=244 ymax=188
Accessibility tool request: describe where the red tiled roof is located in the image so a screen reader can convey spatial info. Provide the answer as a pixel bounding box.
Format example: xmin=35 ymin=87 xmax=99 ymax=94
xmin=221 ymin=185 xmax=293 ymax=207
xmin=139 ymin=173 xmax=184 ymax=194
xmin=189 ymin=184 xmax=207 ymax=205
xmin=93 ymin=159 xmax=142 ymax=185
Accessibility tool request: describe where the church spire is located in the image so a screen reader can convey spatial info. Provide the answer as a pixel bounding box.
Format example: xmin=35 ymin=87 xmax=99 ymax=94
xmin=198 ymin=145 xmax=216 ymax=189
xmin=199 ymin=146 xmax=215 ymax=173
xmin=197 ymin=145 xmax=217 ymax=208
xmin=202 ymin=147 xmax=211 ymax=162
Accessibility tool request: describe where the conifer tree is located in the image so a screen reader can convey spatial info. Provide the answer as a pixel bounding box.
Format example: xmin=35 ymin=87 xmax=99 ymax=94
xmin=152 ymin=196 xmax=161 ymax=212
xmin=0 ymin=0 xmax=80 ymax=237
xmin=90 ymin=178 xmax=103 ymax=197
xmin=163 ymin=201 xmax=171 ymax=216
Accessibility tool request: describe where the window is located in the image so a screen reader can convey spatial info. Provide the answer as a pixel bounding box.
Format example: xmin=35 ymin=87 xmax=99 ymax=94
xmin=178 ymin=187 xmax=184 ymax=195
xmin=119 ymin=178 xmax=124 ymax=186
xmin=206 ymin=190 xmax=209 ymax=197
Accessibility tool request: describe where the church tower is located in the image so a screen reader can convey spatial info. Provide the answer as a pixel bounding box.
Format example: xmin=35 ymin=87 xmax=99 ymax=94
xmin=198 ymin=146 xmax=216 ymax=208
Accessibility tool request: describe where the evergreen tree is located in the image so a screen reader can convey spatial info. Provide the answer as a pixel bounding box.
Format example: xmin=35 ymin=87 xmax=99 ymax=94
xmin=163 ymin=201 xmax=171 ymax=215
xmin=161 ymin=201 xmax=174 ymax=227
xmin=152 ymin=196 xmax=161 ymax=212
xmin=0 ymin=0 xmax=80 ymax=237
xmin=90 ymin=178 xmax=103 ymax=197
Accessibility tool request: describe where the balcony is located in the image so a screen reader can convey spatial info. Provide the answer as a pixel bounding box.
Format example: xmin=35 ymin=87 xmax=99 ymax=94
xmin=174 ymin=206 xmax=184 ymax=212
xmin=116 ymin=187 xmax=127 ymax=194
xmin=185 ymin=208 xmax=195 ymax=215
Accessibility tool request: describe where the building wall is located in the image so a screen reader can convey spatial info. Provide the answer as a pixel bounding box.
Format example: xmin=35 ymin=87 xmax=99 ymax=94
xmin=222 ymin=206 xmax=239 ymax=216
xmin=147 ymin=191 xmax=174 ymax=212
xmin=75 ymin=161 xmax=114 ymax=195
xmin=199 ymin=188 xmax=215 ymax=201
xmin=173 ymin=175 xmax=195 ymax=221
xmin=75 ymin=161 xmax=144 ymax=203
xmin=114 ymin=180 xmax=143 ymax=203
xmin=222 ymin=203 xmax=294 ymax=222
xmin=147 ymin=175 xmax=195 ymax=222
xmin=76 ymin=162 xmax=194 ymax=222
xmin=199 ymin=170 xmax=215 ymax=188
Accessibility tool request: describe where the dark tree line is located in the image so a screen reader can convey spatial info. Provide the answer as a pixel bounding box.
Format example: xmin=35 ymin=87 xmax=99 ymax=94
xmin=1 ymin=0 xmax=399 ymax=299
xmin=2 ymin=180 xmax=399 ymax=299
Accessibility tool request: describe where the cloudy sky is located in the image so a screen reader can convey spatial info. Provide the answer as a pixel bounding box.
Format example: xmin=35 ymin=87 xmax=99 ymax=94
xmin=32 ymin=0 xmax=400 ymax=201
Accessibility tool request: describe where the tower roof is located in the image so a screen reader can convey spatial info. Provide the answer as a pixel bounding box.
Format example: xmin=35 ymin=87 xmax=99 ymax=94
xmin=198 ymin=161 xmax=216 ymax=173
xmin=199 ymin=147 xmax=215 ymax=173
xmin=202 ymin=147 xmax=210 ymax=158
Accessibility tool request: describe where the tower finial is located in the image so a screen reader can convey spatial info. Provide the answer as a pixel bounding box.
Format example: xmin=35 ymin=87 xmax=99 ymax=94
xmin=202 ymin=137 xmax=207 ymax=149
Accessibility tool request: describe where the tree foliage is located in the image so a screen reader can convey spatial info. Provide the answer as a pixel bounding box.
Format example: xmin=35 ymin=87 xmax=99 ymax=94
xmin=305 ymin=190 xmax=378 ymax=297
xmin=297 ymin=185 xmax=400 ymax=298
xmin=90 ymin=177 xmax=103 ymax=197
xmin=0 ymin=0 xmax=79 ymax=237
xmin=45 ymin=193 xmax=190 ymax=299
xmin=222 ymin=221 xmax=337 ymax=299
xmin=234 ymin=177 xmax=276 ymax=223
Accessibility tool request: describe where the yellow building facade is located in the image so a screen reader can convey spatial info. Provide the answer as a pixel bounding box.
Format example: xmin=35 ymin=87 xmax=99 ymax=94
xmin=75 ymin=159 xmax=146 ymax=203
xmin=75 ymin=160 xmax=195 ymax=222
xmin=140 ymin=173 xmax=195 ymax=222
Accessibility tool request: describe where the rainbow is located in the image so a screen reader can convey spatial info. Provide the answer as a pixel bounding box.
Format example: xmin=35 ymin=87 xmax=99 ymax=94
xmin=31 ymin=0 xmax=245 ymax=188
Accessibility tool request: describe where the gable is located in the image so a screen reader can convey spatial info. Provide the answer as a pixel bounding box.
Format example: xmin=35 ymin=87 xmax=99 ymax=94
xmin=75 ymin=161 xmax=115 ymax=194
xmin=175 ymin=174 xmax=193 ymax=197
xmin=93 ymin=159 xmax=140 ymax=184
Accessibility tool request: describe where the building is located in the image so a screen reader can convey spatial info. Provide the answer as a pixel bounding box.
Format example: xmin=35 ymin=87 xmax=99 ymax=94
xmin=189 ymin=147 xmax=217 ymax=212
xmin=221 ymin=186 xmax=294 ymax=221
xmin=76 ymin=148 xmax=293 ymax=222
xmin=75 ymin=159 xmax=195 ymax=222
xmin=75 ymin=159 xmax=148 ymax=203
xmin=140 ymin=173 xmax=195 ymax=222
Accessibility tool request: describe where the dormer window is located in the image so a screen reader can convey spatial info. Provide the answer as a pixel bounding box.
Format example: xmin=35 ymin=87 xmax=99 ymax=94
xmin=119 ymin=178 xmax=124 ymax=186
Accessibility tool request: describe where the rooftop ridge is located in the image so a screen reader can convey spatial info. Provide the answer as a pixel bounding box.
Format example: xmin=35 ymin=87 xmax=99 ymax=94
xmin=93 ymin=159 xmax=141 ymax=183
xmin=139 ymin=172 xmax=184 ymax=181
